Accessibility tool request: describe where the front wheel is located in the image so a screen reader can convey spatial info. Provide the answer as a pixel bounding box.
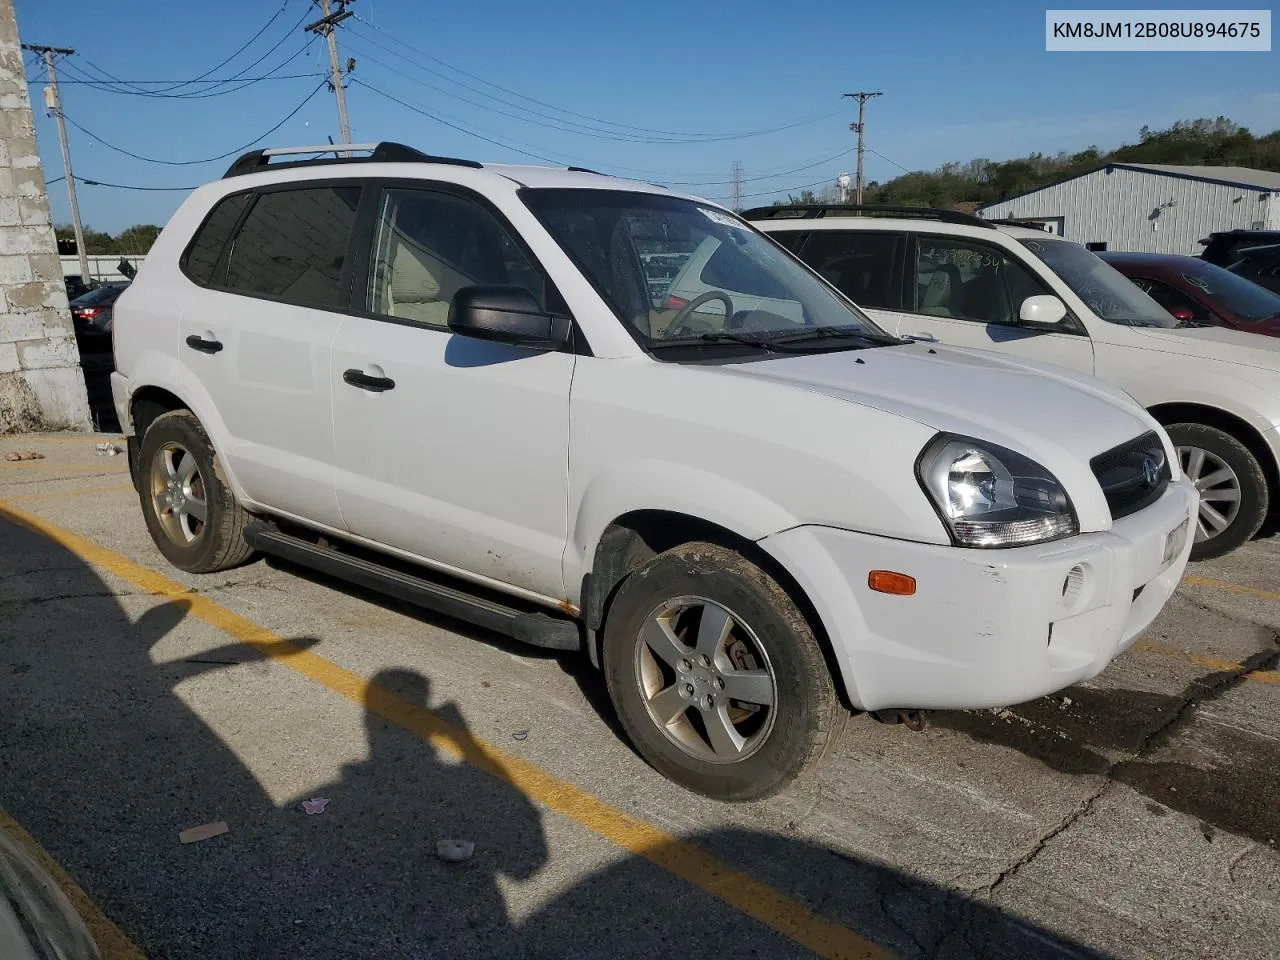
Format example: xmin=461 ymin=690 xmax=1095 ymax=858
xmin=602 ymin=542 xmax=845 ymax=801
xmin=1166 ymin=422 xmax=1268 ymax=561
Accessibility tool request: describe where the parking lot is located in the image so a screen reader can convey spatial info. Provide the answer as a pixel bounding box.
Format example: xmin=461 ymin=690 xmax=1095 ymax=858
xmin=1 ymin=432 xmax=1277 ymax=960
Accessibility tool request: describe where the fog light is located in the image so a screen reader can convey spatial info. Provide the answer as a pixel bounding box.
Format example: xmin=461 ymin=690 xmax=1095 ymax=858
xmin=1062 ymin=564 xmax=1086 ymax=610
xmin=869 ymin=570 xmax=916 ymax=595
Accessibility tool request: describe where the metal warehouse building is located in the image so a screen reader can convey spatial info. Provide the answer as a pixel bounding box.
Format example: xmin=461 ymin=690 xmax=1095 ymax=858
xmin=978 ymin=163 xmax=1280 ymax=255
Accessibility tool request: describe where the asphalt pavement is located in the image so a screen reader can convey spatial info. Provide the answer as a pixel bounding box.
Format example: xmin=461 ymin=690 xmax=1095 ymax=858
xmin=1 ymin=433 xmax=1277 ymax=960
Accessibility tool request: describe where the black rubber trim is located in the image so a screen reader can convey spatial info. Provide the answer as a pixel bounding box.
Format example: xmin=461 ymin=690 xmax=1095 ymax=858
xmin=244 ymin=522 xmax=581 ymax=651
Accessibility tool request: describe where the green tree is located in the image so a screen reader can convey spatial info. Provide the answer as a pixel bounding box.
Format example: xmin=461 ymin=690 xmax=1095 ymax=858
xmin=115 ymin=224 xmax=161 ymax=253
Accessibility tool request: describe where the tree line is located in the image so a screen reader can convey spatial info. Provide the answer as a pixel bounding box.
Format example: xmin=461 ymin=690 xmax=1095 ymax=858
xmin=54 ymin=223 xmax=161 ymax=256
xmin=774 ymin=117 xmax=1280 ymax=210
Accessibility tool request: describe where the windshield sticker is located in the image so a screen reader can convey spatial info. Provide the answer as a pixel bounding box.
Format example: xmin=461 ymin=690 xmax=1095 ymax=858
xmin=698 ymin=207 xmax=747 ymax=230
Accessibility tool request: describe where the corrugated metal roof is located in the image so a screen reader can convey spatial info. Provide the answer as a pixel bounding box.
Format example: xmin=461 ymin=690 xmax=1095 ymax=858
xmin=1114 ymin=163 xmax=1280 ymax=191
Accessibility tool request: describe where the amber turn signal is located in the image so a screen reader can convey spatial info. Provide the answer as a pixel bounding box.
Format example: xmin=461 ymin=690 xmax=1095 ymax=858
xmin=868 ymin=570 xmax=916 ymax=595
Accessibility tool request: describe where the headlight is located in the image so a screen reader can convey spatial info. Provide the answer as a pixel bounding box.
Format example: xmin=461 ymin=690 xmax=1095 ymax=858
xmin=916 ymin=434 xmax=1078 ymax=547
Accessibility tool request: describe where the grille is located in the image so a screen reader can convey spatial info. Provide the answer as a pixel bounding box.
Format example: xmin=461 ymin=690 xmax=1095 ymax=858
xmin=1090 ymin=431 xmax=1170 ymax=521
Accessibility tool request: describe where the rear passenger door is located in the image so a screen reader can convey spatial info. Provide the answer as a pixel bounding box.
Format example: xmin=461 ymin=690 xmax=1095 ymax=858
xmin=179 ymin=182 xmax=363 ymax=527
xmin=891 ymin=234 xmax=1095 ymax=374
xmin=329 ymin=183 xmax=574 ymax=601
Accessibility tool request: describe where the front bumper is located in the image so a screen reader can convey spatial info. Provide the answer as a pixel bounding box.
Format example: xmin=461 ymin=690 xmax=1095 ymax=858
xmin=759 ymin=478 xmax=1198 ymax=712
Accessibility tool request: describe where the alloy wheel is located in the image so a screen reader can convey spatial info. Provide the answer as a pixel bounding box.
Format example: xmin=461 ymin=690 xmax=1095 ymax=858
xmin=149 ymin=442 xmax=208 ymax=545
xmin=1178 ymin=445 xmax=1242 ymax=543
xmin=634 ymin=596 xmax=778 ymax=764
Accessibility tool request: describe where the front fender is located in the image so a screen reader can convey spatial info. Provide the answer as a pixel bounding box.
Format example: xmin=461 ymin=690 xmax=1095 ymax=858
xmin=564 ymin=459 xmax=799 ymax=604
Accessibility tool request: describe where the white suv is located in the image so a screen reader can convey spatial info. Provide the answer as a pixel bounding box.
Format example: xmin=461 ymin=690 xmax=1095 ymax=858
xmin=111 ymin=144 xmax=1196 ymax=800
xmin=751 ymin=204 xmax=1280 ymax=560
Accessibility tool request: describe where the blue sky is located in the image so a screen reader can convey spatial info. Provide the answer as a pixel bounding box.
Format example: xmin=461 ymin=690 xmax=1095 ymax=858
xmin=16 ymin=0 xmax=1280 ymax=233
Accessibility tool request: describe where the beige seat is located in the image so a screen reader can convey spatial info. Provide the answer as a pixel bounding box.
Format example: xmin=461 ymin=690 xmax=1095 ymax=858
xmin=377 ymin=226 xmax=477 ymax=328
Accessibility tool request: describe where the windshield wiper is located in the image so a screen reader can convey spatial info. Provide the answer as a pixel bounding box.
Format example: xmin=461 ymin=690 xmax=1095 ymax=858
xmin=772 ymin=327 xmax=906 ymax=347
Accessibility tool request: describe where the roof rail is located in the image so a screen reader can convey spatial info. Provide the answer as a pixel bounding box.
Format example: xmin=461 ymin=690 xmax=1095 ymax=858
xmin=985 ymin=217 xmax=1050 ymax=231
xmin=740 ymin=204 xmax=994 ymax=229
xmin=222 ymin=141 xmax=484 ymax=178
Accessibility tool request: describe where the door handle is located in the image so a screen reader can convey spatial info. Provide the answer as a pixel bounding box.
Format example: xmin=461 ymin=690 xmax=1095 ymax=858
xmin=903 ymin=332 xmax=939 ymax=343
xmin=343 ymin=368 xmax=396 ymax=392
xmin=185 ymin=334 xmax=224 ymax=354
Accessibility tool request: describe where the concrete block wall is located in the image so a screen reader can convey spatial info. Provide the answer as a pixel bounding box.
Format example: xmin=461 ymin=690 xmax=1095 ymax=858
xmin=0 ymin=0 xmax=90 ymax=432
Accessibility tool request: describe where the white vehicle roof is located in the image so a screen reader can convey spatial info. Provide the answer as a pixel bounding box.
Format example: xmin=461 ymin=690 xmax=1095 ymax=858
xmin=754 ymin=214 xmax=1050 ymax=242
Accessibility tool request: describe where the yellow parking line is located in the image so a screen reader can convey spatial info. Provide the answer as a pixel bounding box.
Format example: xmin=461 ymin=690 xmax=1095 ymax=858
xmin=0 ymin=805 xmax=145 ymax=960
xmin=1132 ymin=640 xmax=1280 ymax=685
xmin=1183 ymin=574 xmax=1280 ymax=604
xmin=0 ymin=499 xmax=888 ymax=960
xmin=5 ymin=482 xmax=136 ymax=504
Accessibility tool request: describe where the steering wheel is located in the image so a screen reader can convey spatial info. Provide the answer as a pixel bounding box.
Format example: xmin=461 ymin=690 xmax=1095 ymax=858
xmin=666 ymin=290 xmax=735 ymax=338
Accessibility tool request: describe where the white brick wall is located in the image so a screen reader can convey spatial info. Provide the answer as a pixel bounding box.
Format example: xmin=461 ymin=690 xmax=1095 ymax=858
xmin=0 ymin=0 xmax=90 ymax=432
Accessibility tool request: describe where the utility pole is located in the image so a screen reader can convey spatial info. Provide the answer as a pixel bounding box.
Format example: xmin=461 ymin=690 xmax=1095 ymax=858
xmin=23 ymin=43 xmax=90 ymax=284
xmin=306 ymin=0 xmax=353 ymax=146
xmin=730 ymin=160 xmax=743 ymax=212
xmin=843 ymin=90 xmax=882 ymax=205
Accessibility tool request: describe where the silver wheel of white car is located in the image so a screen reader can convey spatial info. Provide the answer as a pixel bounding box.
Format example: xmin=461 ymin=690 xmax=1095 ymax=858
xmin=602 ymin=541 xmax=846 ymax=801
xmin=1178 ymin=445 xmax=1242 ymax=543
xmin=1166 ymin=422 xmax=1267 ymax=561
xmin=634 ymin=596 xmax=779 ymax=765
xmin=137 ymin=410 xmax=256 ymax=574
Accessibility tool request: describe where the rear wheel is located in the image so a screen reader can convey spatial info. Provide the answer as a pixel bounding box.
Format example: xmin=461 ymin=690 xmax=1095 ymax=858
xmin=1166 ymin=422 xmax=1267 ymax=561
xmin=137 ymin=410 xmax=255 ymax=573
xmin=602 ymin=541 xmax=845 ymax=801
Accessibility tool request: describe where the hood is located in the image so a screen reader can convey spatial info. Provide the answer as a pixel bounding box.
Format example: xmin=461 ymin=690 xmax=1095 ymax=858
xmin=709 ymin=343 xmax=1159 ymax=501
xmin=1117 ymin=324 xmax=1280 ymax=371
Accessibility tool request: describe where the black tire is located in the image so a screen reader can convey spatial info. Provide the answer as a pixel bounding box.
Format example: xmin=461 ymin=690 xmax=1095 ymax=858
xmin=137 ymin=410 xmax=255 ymax=573
xmin=602 ymin=541 xmax=845 ymax=801
xmin=1166 ymin=422 xmax=1268 ymax=561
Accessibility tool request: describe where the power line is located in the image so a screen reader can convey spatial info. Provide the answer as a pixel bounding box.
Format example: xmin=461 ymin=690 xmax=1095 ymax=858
xmin=33 ymin=72 xmax=323 ymax=85
xmin=62 ymin=9 xmax=316 ymax=100
xmin=59 ymin=80 xmax=327 ymax=166
xmin=51 ymin=175 xmax=198 ymax=192
xmin=865 ymin=147 xmax=912 ymax=174
xmin=145 ymin=0 xmax=294 ymax=95
xmin=351 ymin=78 xmax=570 ymax=165
xmin=348 ymin=15 xmax=838 ymax=143
xmin=663 ymin=148 xmax=850 ymax=186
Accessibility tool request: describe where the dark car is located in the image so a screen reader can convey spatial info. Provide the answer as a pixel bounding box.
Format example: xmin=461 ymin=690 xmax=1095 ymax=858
xmin=68 ymin=283 xmax=128 ymax=352
xmin=1099 ymin=252 xmax=1280 ymax=337
xmin=1225 ymin=242 xmax=1280 ymax=296
xmin=1198 ymin=229 xmax=1280 ymax=267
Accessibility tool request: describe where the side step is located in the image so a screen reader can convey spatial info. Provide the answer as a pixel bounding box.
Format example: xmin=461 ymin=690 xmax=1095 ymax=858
xmin=244 ymin=522 xmax=581 ymax=652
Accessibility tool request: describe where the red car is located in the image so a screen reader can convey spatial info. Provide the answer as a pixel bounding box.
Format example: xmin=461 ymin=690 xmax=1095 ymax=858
xmin=1099 ymin=252 xmax=1280 ymax=337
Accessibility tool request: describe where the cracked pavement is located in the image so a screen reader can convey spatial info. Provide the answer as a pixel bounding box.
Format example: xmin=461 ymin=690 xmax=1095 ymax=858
xmin=1 ymin=434 xmax=1278 ymax=959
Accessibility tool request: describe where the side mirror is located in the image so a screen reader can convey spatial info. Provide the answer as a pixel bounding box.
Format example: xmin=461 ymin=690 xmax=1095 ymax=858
xmin=447 ymin=285 xmax=570 ymax=350
xmin=1019 ymin=294 xmax=1069 ymax=331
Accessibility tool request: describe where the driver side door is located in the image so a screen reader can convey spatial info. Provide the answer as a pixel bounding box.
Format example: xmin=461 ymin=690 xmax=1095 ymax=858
xmin=888 ymin=235 xmax=1095 ymax=374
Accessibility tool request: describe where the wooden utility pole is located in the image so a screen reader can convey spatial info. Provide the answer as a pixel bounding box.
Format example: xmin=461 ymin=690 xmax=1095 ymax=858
xmin=843 ymin=91 xmax=882 ymax=205
xmin=23 ymin=43 xmax=90 ymax=283
xmin=306 ymin=0 xmax=353 ymax=147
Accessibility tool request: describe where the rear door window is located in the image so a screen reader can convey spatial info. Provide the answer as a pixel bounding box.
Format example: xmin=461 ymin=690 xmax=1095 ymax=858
xmin=225 ymin=185 xmax=362 ymax=309
xmin=794 ymin=231 xmax=904 ymax=310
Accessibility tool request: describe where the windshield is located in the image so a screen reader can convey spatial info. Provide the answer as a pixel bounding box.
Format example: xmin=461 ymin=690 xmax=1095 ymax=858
xmin=1181 ymin=263 xmax=1280 ymax=321
xmin=521 ymin=189 xmax=890 ymax=352
xmin=1021 ymin=238 xmax=1176 ymax=327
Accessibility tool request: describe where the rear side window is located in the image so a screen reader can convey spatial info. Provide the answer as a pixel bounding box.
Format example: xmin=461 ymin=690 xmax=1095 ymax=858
xmin=225 ymin=186 xmax=362 ymax=309
xmin=182 ymin=193 xmax=250 ymax=286
xmin=796 ymin=231 xmax=903 ymax=310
